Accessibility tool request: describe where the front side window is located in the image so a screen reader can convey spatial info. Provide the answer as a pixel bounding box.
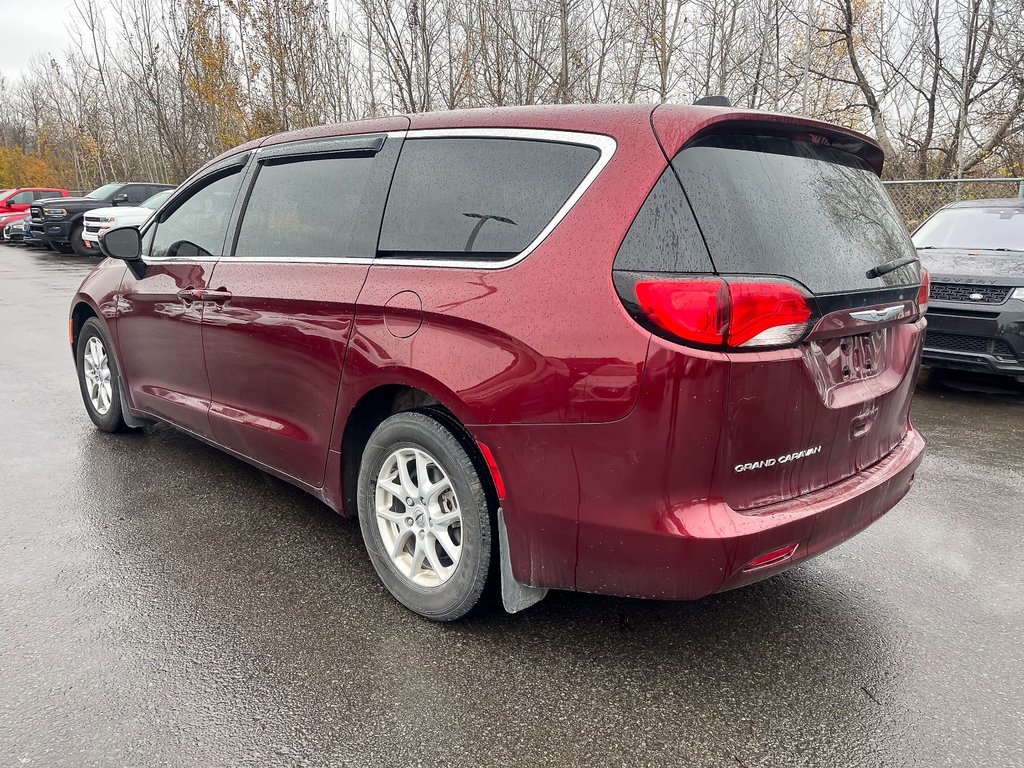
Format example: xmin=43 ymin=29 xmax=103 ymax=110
xmin=378 ymin=137 xmax=600 ymax=260
xmin=150 ymin=170 xmax=243 ymax=260
xmin=120 ymin=185 xmax=150 ymax=205
xmin=10 ymin=191 xmax=34 ymax=204
xmin=234 ymin=154 xmax=376 ymax=259
xmin=86 ymin=183 xmax=120 ymax=200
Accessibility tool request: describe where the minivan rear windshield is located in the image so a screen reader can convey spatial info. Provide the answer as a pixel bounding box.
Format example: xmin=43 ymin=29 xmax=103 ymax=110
xmin=672 ymin=134 xmax=919 ymax=294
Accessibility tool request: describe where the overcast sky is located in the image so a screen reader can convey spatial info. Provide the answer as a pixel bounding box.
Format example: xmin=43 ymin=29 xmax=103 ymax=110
xmin=0 ymin=0 xmax=81 ymax=82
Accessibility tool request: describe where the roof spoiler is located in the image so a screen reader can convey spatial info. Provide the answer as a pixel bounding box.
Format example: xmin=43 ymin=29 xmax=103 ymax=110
xmin=694 ymin=96 xmax=731 ymax=107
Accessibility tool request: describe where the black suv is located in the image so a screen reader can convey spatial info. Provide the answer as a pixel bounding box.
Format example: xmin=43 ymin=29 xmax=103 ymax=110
xmin=30 ymin=182 xmax=173 ymax=255
xmin=914 ymin=197 xmax=1024 ymax=381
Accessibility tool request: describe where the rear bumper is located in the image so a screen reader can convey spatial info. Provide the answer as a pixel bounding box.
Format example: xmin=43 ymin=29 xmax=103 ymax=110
xmin=576 ymin=428 xmax=925 ymax=600
xmin=485 ymin=419 xmax=924 ymax=601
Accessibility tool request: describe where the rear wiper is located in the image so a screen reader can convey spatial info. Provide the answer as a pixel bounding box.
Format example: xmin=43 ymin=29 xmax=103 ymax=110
xmin=866 ymin=254 xmax=919 ymax=279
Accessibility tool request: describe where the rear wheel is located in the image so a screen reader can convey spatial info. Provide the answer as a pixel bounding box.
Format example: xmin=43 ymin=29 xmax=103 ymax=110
xmin=358 ymin=411 xmax=492 ymax=621
xmin=76 ymin=318 xmax=131 ymax=432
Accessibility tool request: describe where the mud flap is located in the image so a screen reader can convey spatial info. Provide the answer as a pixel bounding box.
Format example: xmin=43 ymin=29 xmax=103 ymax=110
xmin=498 ymin=507 xmax=548 ymax=614
xmin=118 ymin=379 xmax=154 ymax=428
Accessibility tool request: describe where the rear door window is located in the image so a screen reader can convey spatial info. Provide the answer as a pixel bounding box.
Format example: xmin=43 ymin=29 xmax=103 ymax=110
xmin=672 ymin=134 xmax=919 ymax=293
xmin=378 ymin=137 xmax=599 ymax=260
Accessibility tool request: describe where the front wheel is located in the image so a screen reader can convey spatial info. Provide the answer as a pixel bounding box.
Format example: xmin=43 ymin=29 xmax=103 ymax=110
xmin=70 ymin=224 xmax=88 ymax=256
xmin=358 ymin=411 xmax=492 ymax=621
xmin=76 ymin=318 xmax=131 ymax=432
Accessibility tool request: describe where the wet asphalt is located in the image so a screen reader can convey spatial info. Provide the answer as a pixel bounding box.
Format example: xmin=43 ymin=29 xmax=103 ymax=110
xmin=1 ymin=243 xmax=1022 ymax=768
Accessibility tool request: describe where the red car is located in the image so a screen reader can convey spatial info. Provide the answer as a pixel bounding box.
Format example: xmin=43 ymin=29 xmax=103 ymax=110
xmin=0 ymin=187 xmax=68 ymax=234
xmin=71 ymin=105 xmax=927 ymax=620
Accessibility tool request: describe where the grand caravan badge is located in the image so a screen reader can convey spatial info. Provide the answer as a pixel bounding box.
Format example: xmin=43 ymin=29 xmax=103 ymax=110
xmin=734 ymin=446 xmax=823 ymax=473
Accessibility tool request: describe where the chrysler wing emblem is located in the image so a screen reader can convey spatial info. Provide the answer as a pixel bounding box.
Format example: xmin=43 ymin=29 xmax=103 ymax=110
xmin=850 ymin=305 xmax=906 ymax=323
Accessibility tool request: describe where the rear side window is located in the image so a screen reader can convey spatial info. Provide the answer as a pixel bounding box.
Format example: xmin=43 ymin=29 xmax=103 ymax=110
xmin=614 ymin=167 xmax=714 ymax=273
xmin=234 ymin=155 xmax=375 ymax=259
xmin=673 ymin=134 xmax=919 ymax=293
xmin=378 ymin=138 xmax=599 ymax=260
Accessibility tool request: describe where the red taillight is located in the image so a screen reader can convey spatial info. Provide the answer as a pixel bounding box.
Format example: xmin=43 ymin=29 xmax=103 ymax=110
xmin=727 ymin=282 xmax=814 ymax=347
xmin=632 ymin=277 xmax=814 ymax=350
xmin=635 ymin=279 xmax=728 ymax=346
xmin=918 ymin=270 xmax=930 ymax=313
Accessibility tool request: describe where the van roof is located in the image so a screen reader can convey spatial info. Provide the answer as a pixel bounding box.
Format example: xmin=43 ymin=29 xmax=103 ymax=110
xmin=202 ymin=104 xmax=883 ymax=176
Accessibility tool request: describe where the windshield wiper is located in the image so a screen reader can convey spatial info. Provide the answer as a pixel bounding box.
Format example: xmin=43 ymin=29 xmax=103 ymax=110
xmin=866 ymin=254 xmax=919 ymax=279
xmin=916 ymin=246 xmax=1017 ymax=252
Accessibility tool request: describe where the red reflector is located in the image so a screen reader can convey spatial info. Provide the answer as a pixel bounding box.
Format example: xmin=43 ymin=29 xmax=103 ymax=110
xmin=633 ymin=278 xmax=813 ymax=349
xmin=918 ymin=270 xmax=930 ymax=313
xmin=744 ymin=543 xmax=799 ymax=571
xmin=476 ymin=440 xmax=507 ymax=500
xmin=635 ymin=279 xmax=728 ymax=346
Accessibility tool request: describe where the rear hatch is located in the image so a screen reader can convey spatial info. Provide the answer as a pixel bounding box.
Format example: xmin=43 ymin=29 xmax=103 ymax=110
xmin=617 ymin=114 xmax=926 ymax=511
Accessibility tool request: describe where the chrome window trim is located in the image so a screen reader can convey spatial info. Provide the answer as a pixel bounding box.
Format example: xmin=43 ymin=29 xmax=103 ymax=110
xmin=373 ymin=128 xmax=616 ymax=270
xmin=143 ymin=127 xmax=616 ymax=267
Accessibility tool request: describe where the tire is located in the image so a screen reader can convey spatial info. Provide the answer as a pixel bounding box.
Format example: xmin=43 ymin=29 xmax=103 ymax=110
xmin=358 ymin=411 xmax=492 ymax=621
xmin=69 ymin=224 xmax=88 ymax=256
xmin=76 ymin=318 xmax=131 ymax=433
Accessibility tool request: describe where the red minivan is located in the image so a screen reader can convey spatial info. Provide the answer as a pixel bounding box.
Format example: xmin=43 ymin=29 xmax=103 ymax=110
xmin=71 ymin=105 xmax=927 ymax=620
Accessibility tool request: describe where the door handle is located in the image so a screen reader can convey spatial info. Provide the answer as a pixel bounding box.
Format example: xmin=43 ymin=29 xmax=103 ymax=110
xmin=194 ymin=288 xmax=233 ymax=305
xmin=176 ymin=287 xmax=198 ymax=304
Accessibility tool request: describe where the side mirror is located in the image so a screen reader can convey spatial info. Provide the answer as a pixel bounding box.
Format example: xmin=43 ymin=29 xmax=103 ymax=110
xmin=111 ymin=193 xmax=129 ymax=205
xmin=100 ymin=226 xmax=142 ymax=261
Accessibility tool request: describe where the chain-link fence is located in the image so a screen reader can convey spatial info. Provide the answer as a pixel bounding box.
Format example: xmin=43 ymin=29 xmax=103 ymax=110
xmin=883 ymin=178 xmax=1024 ymax=231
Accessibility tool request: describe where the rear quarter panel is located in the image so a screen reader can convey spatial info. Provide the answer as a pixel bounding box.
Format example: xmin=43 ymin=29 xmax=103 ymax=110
xmin=337 ymin=110 xmax=668 ymax=429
